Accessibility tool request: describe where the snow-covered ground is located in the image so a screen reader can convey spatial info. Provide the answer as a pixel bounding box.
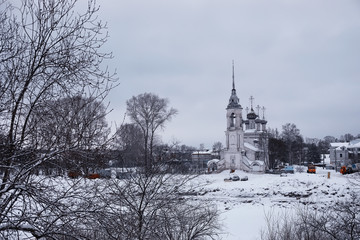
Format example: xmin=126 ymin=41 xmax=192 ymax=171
xmin=12 ymin=166 xmax=359 ymax=240
xmin=188 ymin=167 xmax=358 ymax=240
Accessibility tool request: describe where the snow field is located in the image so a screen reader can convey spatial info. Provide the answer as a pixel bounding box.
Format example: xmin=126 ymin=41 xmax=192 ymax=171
xmin=21 ymin=167 xmax=358 ymax=240
xmin=188 ymin=167 xmax=358 ymax=239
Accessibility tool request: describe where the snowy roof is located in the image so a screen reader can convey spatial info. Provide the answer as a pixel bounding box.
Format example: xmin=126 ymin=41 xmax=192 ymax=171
xmin=207 ymin=159 xmax=220 ymax=167
xmin=191 ymin=150 xmax=212 ymax=155
xmin=330 ymin=139 xmax=360 ymax=150
xmin=242 ymin=156 xmax=252 ymax=166
xmin=348 ymin=139 xmax=360 ymax=149
xmin=244 ymin=142 xmax=260 ymax=152
xmin=252 ymin=160 xmax=264 ymax=166
xmin=244 ymin=129 xmax=257 ymax=133
xmin=350 ymin=138 xmax=360 ymax=144
xmin=330 ymin=142 xmax=348 ymax=148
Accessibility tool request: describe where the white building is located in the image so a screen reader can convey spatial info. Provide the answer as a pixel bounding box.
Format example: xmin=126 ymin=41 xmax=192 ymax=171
xmin=218 ymin=65 xmax=269 ymax=172
xmin=329 ymin=139 xmax=360 ymax=169
xmin=191 ymin=150 xmax=219 ymax=172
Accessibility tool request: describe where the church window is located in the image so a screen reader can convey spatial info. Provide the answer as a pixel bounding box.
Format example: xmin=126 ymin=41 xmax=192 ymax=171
xmin=340 ymin=153 xmax=343 ymax=158
xmin=230 ymin=113 xmax=236 ymax=127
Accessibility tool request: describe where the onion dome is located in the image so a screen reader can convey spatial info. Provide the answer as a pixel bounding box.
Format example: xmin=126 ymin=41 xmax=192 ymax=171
xmin=247 ymin=108 xmax=257 ymax=120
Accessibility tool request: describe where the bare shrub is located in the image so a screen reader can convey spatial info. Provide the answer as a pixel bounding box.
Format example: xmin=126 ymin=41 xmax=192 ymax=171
xmin=94 ymin=166 xmax=221 ymax=240
xmin=261 ymin=194 xmax=360 ymax=240
xmin=295 ymin=165 xmax=305 ymax=173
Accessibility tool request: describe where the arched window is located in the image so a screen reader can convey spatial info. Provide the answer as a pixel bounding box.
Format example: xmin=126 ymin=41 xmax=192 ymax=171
xmin=230 ymin=113 xmax=236 ymax=127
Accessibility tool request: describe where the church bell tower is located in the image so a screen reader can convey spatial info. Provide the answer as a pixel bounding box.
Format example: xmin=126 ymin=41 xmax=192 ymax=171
xmin=223 ymin=62 xmax=244 ymax=169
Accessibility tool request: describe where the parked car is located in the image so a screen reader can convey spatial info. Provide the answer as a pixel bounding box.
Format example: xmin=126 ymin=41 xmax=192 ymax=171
xmin=99 ymin=169 xmax=112 ymax=178
xmin=240 ymin=176 xmax=248 ymax=181
xmin=224 ymin=174 xmax=248 ymax=182
xmin=231 ymin=175 xmax=240 ymax=181
xmin=340 ymin=164 xmax=360 ymax=175
xmin=265 ymin=169 xmax=281 ymax=174
xmin=87 ymin=173 xmax=100 ymax=179
xmin=282 ymin=166 xmax=294 ymax=174
xmin=307 ymin=164 xmax=316 ymax=174
xmin=116 ymin=171 xmax=133 ymax=179
xmin=325 ymin=165 xmax=335 ymax=170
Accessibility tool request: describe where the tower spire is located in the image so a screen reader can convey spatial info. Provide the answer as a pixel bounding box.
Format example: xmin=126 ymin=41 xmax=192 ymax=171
xmin=227 ymin=60 xmax=241 ymax=109
xmin=232 ymin=60 xmax=235 ymax=90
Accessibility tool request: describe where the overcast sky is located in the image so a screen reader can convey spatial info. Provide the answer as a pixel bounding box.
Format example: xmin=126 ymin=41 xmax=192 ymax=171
xmin=95 ymin=0 xmax=360 ymax=149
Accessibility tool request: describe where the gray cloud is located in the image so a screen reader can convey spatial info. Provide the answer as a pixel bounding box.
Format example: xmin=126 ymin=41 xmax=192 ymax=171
xmin=99 ymin=0 xmax=360 ymax=148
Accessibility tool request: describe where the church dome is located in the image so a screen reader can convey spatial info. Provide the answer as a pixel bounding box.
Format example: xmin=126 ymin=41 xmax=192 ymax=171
xmin=247 ymin=108 xmax=257 ymax=120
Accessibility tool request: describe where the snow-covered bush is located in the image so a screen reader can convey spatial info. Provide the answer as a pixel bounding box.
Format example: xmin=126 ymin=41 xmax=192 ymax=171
xmin=261 ymin=194 xmax=360 ymax=240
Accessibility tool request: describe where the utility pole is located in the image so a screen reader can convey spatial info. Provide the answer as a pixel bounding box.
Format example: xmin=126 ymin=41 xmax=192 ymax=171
xmin=335 ymin=149 xmax=337 ymax=172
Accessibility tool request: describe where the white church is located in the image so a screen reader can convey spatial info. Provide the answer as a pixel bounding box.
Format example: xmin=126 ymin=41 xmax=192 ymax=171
xmin=218 ymin=65 xmax=269 ymax=172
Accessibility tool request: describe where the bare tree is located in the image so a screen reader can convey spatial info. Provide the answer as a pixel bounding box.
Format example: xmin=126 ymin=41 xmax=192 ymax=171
xmin=212 ymin=142 xmax=223 ymax=152
xmin=258 ymin=131 xmax=269 ymax=169
xmin=159 ymin=201 xmax=221 ymax=240
xmin=212 ymin=141 xmax=223 ymax=159
xmin=281 ymin=123 xmax=303 ymax=165
xmin=114 ymin=123 xmax=144 ymax=167
xmin=95 ymin=165 xmax=221 ymax=240
xmin=268 ymin=138 xmax=286 ymax=169
xmin=126 ymin=93 xmax=178 ymax=172
xmin=344 ymin=133 xmax=355 ymax=142
xmin=0 ymin=0 xmax=116 ymax=237
xmin=29 ymin=96 xmax=111 ymax=175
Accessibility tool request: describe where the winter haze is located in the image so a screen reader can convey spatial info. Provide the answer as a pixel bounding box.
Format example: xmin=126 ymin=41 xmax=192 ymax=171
xmin=98 ymin=0 xmax=360 ymax=148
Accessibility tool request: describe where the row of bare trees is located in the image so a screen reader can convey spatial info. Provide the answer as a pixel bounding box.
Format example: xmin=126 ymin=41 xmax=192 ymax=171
xmin=0 ymin=0 xmax=118 ymax=236
xmin=0 ymin=1 xmax=221 ymax=239
xmin=0 ymin=165 xmax=221 ymax=239
xmin=268 ymin=123 xmax=323 ymax=168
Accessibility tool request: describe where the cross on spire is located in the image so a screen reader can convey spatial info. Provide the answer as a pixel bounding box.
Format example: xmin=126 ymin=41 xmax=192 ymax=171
xmin=261 ymin=106 xmax=266 ymax=119
xmin=256 ymin=105 xmax=260 ymax=116
xmin=249 ymin=96 xmax=254 ymax=109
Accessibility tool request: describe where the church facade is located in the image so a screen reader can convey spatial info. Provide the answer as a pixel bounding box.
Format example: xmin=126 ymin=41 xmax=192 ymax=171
xmin=219 ymin=65 xmax=269 ymax=172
